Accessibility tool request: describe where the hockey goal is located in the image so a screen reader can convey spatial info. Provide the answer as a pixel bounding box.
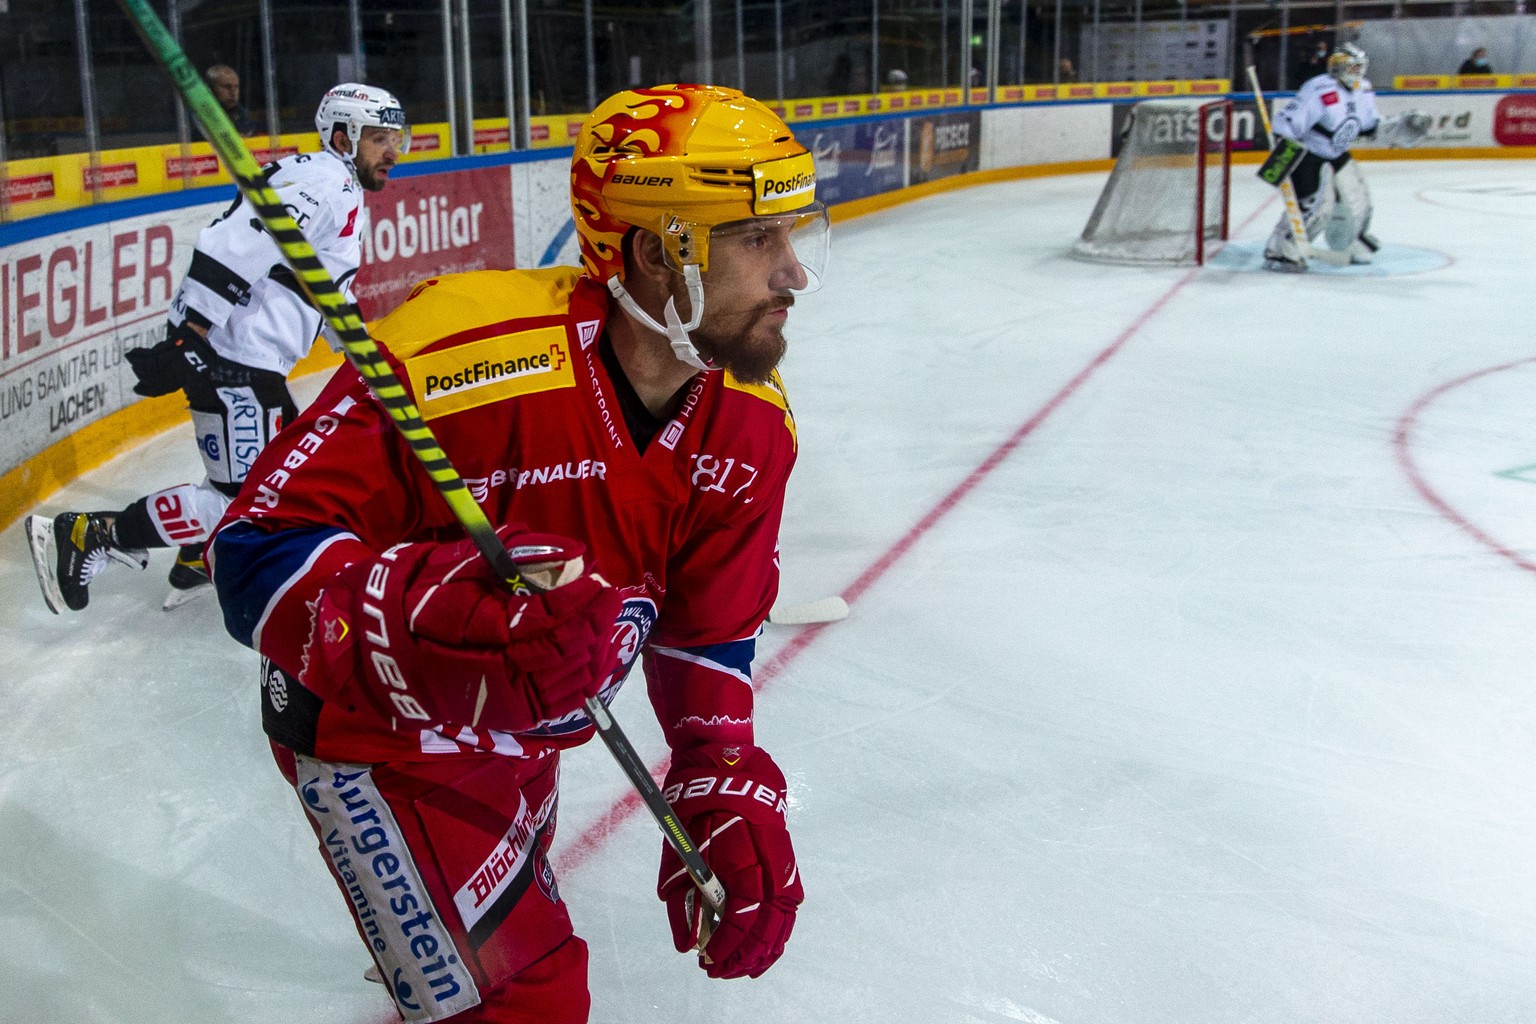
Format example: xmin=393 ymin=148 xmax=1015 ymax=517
xmin=1072 ymin=99 xmax=1232 ymax=266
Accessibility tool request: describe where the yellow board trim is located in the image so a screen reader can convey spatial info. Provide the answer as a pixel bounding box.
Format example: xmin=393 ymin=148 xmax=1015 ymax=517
xmin=7 ymin=145 xmax=1536 ymax=531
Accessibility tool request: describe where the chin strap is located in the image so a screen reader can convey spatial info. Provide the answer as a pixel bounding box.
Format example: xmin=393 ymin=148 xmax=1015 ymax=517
xmin=607 ymin=266 xmax=716 ymax=372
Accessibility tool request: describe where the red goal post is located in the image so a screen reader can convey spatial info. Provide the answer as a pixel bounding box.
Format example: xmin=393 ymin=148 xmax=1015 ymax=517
xmin=1072 ymin=99 xmax=1233 ymax=267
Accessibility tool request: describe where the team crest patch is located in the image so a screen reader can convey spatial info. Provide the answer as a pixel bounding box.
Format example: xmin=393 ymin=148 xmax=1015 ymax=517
xmin=533 ymin=847 xmax=559 ymax=903
xmin=406 ymin=325 xmax=575 ymax=419
xmin=265 ymin=661 xmax=290 ymax=713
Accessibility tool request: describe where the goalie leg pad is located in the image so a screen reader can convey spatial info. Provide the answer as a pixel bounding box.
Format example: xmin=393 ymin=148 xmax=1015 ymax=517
xmin=1266 ymin=152 xmax=1333 ymax=264
xmin=1263 ymin=216 xmax=1306 ymax=265
xmin=1296 ymin=160 xmax=1336 ymax=241
xmin=1325 ymin=158 xmax=1375 ymax=258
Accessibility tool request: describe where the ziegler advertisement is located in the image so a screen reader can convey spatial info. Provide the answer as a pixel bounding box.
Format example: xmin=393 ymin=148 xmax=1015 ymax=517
xmin=0 ymin=162 xmax=516 ymax=483
xmin=0 ymin=204 xmax=220 ymax=480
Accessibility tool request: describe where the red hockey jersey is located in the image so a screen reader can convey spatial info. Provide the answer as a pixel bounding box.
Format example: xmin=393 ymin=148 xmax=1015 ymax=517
xmin=212 ymin=267 xmax=797 ymax=764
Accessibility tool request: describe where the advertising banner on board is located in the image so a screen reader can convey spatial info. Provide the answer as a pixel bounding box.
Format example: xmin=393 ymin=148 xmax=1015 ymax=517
xmin=0 ymin=203 xmax=219 ymax=478
xmin=353 ymin=164 xmax=516 ymax=320
xmin=908 ymin=110 xmax=983 ymax=186
xmin=803 ymin=119 xmax=908 ymax=207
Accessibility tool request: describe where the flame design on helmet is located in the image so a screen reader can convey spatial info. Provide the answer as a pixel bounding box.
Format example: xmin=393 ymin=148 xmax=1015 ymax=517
xmin=570 ymin=84 xmax=813 ymax=283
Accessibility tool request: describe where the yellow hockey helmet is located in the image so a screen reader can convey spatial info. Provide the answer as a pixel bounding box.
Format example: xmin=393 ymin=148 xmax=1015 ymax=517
xmin=570 ymin=84 xmax=821 ymax=285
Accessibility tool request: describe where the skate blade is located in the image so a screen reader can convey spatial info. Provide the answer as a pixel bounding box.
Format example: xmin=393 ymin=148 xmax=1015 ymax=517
xmin=24 ymin=515 xmax=65 ymax=615
xmin=162 ymin=580 xmax=213 ymax=611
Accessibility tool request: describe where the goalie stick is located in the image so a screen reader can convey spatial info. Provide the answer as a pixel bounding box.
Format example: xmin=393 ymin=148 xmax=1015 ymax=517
xmin=1245 ymin=67 xmax=1350 ymax=268
xmin=113 ymin=0 xmax=727 ymax=937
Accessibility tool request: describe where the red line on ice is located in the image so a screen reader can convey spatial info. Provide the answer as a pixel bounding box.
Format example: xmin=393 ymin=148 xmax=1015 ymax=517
xmin=553 ymin=265 xmax=1220 ymax=879
xmin=1393 ymin=357 xmax=1536 ymax=576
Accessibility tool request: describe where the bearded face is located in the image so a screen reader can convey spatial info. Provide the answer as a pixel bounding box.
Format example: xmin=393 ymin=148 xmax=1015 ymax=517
xmin=675 ymin=216 xmax=813 ymax=382
xmin=351 ymin=126 xmax=403 ymax=192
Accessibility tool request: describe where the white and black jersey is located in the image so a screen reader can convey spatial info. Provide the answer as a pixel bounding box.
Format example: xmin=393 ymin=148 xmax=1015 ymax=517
xmin=170 ymin=149 xmax=363 ymax=376
xmin=1272 ymin=73 xmax=1381 ymax=162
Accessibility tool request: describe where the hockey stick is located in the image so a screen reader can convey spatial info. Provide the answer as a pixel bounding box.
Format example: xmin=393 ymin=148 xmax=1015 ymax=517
xmin=1245 ymin=67 xmax=1350 ymax=268
xmin=768 ymin=594 xmax=850 ymax=625
xmin=113 ymin=0 xmax=727 ymax=932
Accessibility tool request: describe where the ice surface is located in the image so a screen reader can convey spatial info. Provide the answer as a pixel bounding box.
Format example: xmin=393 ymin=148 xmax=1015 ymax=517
xmin=5 ymin=160 xmax=1536 ymax=1023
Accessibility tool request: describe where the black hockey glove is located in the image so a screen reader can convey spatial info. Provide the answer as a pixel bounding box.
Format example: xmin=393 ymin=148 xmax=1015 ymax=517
xmin=126 ymin=319 xmax=210 ymax=396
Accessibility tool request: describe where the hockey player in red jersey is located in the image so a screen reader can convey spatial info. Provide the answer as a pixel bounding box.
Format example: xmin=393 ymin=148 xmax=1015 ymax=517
xmin=208 ymin=83 xmax=828 ymax=1022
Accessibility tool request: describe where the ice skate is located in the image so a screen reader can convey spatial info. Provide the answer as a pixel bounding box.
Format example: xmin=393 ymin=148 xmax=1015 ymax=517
xmin=163 ymin=543 xmax=213 ymax=610
xmin=25 ymin=512 xmax=149 ymax=614
xmin=1263 ymin=252 xmax=1309 ymax=273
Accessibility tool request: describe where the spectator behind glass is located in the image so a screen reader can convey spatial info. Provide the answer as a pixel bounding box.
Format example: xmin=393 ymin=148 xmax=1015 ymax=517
xmin=1297 ymin=39 xmax=1330 ymax=84
xmin=206 ymin=64 xmax=257 ymax=136
xmin=1458 ymin=47 xmax=1493 ymax=75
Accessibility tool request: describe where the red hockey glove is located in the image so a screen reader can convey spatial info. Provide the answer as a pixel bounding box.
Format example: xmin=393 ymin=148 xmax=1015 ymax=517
xmin=303 ymin=526 xmax=623 ymax=733
xmin=657 ymin=743 xmax=803 ymax=980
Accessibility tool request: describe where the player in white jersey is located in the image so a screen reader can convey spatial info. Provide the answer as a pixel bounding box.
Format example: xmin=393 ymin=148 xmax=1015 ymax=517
xmin=1262 ymin=44 xmax=1379 ymax=271
xmin=24 ymin=83 xmax=408 ymax=614
xmin=1260 ymin=43 xmax=1431 ymax=272
xmin=1262 ymin=44 xmax=1386 ymax=272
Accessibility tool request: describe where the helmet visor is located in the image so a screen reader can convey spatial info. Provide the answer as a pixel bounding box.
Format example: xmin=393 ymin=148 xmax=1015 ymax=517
xmin=362 ymin=125 xmax=412 ymax=156
xmin=706 ymin=202 xmax=831 ymax=294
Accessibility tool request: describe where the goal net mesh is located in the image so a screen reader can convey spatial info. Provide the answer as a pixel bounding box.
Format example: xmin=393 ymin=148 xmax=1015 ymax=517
xmin=1072 ymin=99 xmax=1231 ymax=266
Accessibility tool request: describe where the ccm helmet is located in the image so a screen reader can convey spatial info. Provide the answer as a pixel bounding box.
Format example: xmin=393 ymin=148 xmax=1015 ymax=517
xmin=570 ymin=84 xmax=827 ymax=369
xmin=315 ymin=83 xmax=410 ymax=159
xmin=1328 ymin=44 xmax=1369 ymax=90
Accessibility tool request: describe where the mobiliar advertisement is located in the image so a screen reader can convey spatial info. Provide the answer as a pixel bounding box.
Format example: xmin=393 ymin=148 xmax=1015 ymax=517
xmin=0 ymin=203 xmax=220 ymax=479
xmin=353 ymin=164 xmax=516 ymax=320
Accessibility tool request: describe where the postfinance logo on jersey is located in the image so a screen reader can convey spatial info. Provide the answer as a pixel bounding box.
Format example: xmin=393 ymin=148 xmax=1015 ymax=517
xmin=408 ymin=326 xmax=574 ymax=419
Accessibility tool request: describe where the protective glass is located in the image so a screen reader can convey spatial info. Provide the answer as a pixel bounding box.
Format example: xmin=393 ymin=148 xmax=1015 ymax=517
xmin=705 ymin=202 xmax=831 ymax=294
xmin=375 ymin=126 xmax=412 ymax=155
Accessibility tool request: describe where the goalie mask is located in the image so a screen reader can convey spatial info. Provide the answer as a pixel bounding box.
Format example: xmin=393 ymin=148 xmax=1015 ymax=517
xmin=571 ymin=83 xmax=829 ymax=371
xmin=315 ymin=83 xmax=411 ymax=161
xmin=1328 ymin=44 xmax=1369 ymax=90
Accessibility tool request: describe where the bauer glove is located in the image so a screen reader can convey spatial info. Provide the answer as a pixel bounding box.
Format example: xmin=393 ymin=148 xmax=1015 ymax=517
xmin=302 ymin=525 xmax=623 ymax=733
xmin=658 ymin=743 xmax=803 ymax=979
